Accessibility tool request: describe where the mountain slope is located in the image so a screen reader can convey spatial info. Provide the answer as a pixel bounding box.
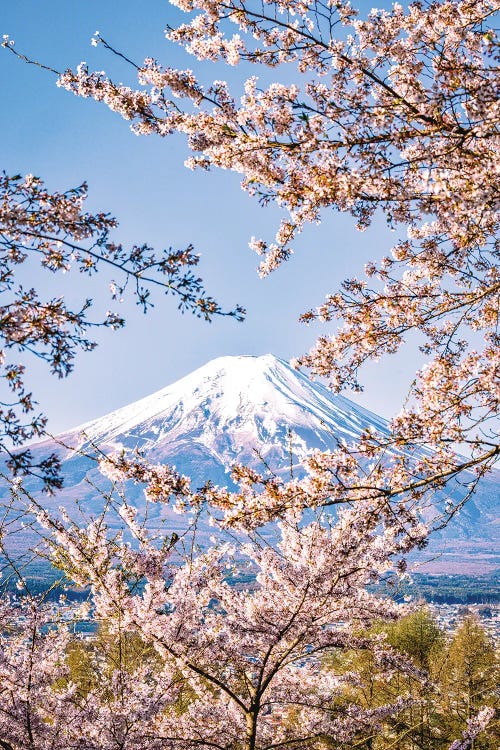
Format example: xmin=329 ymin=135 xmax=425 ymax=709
xmin=57 ymin=353 xmax=390 ymax=481
xmin=4 ymin=354 xmax=499 ymax=572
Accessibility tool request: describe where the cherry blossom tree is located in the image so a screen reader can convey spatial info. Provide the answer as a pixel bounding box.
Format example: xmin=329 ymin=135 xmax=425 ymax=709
xmin=8 ymin=0 xmax=498 ymax=527
xmin=0 ymin=591 xmax=183 ymax=750
xmin=0 ymin=172 xmax=243 ymax=491
xmin=0 ymin=592 xmax=80 ymax=750
xmin=26 ymin=488 xmax=424 ymax=750
xmin=0 ymin=474 xmax=492 ymax=750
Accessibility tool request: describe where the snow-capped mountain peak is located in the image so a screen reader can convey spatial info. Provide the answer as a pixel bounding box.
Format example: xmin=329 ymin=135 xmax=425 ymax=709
xmin=3 ymin=354 xmax=498 ymax=570
xmin=60 ymin=354 xmax=390 ymax=470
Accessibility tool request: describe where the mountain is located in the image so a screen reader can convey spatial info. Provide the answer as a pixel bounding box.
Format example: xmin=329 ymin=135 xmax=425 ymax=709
xmin=3 ymin=354 xmax=499 ymax=573
xmin=21 ymin=354 xmax=394 ymax=497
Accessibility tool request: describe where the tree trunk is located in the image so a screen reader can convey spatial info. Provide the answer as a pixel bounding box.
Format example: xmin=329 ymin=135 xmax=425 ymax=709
xmin=244 ymin=710 xmax=257 ymax=750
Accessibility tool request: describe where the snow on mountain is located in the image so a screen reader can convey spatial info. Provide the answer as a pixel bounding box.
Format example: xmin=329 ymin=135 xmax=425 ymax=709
xmin=53 ymin=353 xmax=391 ymax=481
xmin=3 ymin=354 xmax=499 ymax=571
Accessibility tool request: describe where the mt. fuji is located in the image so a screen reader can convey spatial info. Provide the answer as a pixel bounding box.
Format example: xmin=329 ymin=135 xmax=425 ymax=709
xmin=6 ymin=355 xmax=500 ymax=572
xmin=50 ymin=353 xmax=391 ymax=487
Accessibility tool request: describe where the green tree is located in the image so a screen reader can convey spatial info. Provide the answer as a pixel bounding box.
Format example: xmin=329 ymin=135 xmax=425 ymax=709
xmin=385 ymin=609 xmax=446 ymax=750
xmin=324 ymin=609 xmax=447 ymax=750
xmin=61 ymin=621 xmax=161 ymax=699
xmin=439 ymin=615 xmax=499 ymax=750
xmin=386 ymin=608 xmax=445 ymax=672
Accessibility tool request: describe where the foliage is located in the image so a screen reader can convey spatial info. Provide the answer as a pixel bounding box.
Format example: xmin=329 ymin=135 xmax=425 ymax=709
xmin=1 ymin=564 xmax=498 ymax=749
xmin=440 ymin=615 xmax=500 ymax=748
xmin=25 ymin=497 xmax=422 ymax=750
xmin=325 ymin=609 xmax=499 ymax=750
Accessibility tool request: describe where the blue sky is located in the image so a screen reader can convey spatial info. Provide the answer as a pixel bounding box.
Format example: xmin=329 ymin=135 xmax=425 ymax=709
xmin=1 ymin=0 xmax=423 ymax=434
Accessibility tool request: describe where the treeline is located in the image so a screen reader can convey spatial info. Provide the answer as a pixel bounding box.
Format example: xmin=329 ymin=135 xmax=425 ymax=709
xmin=5 ymin=563 xmax=500 ymax=604
xmin=409 ymin=575 xmax=500 ymax=604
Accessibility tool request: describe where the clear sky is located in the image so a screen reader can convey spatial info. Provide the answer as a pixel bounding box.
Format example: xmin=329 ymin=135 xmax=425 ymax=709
xmin=1 ymin=0 xmax=423 ymax=434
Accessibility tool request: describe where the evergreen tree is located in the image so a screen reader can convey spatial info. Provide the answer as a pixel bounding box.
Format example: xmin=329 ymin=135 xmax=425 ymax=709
xmin=439 ymin=614 xmax=499 ymax=750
